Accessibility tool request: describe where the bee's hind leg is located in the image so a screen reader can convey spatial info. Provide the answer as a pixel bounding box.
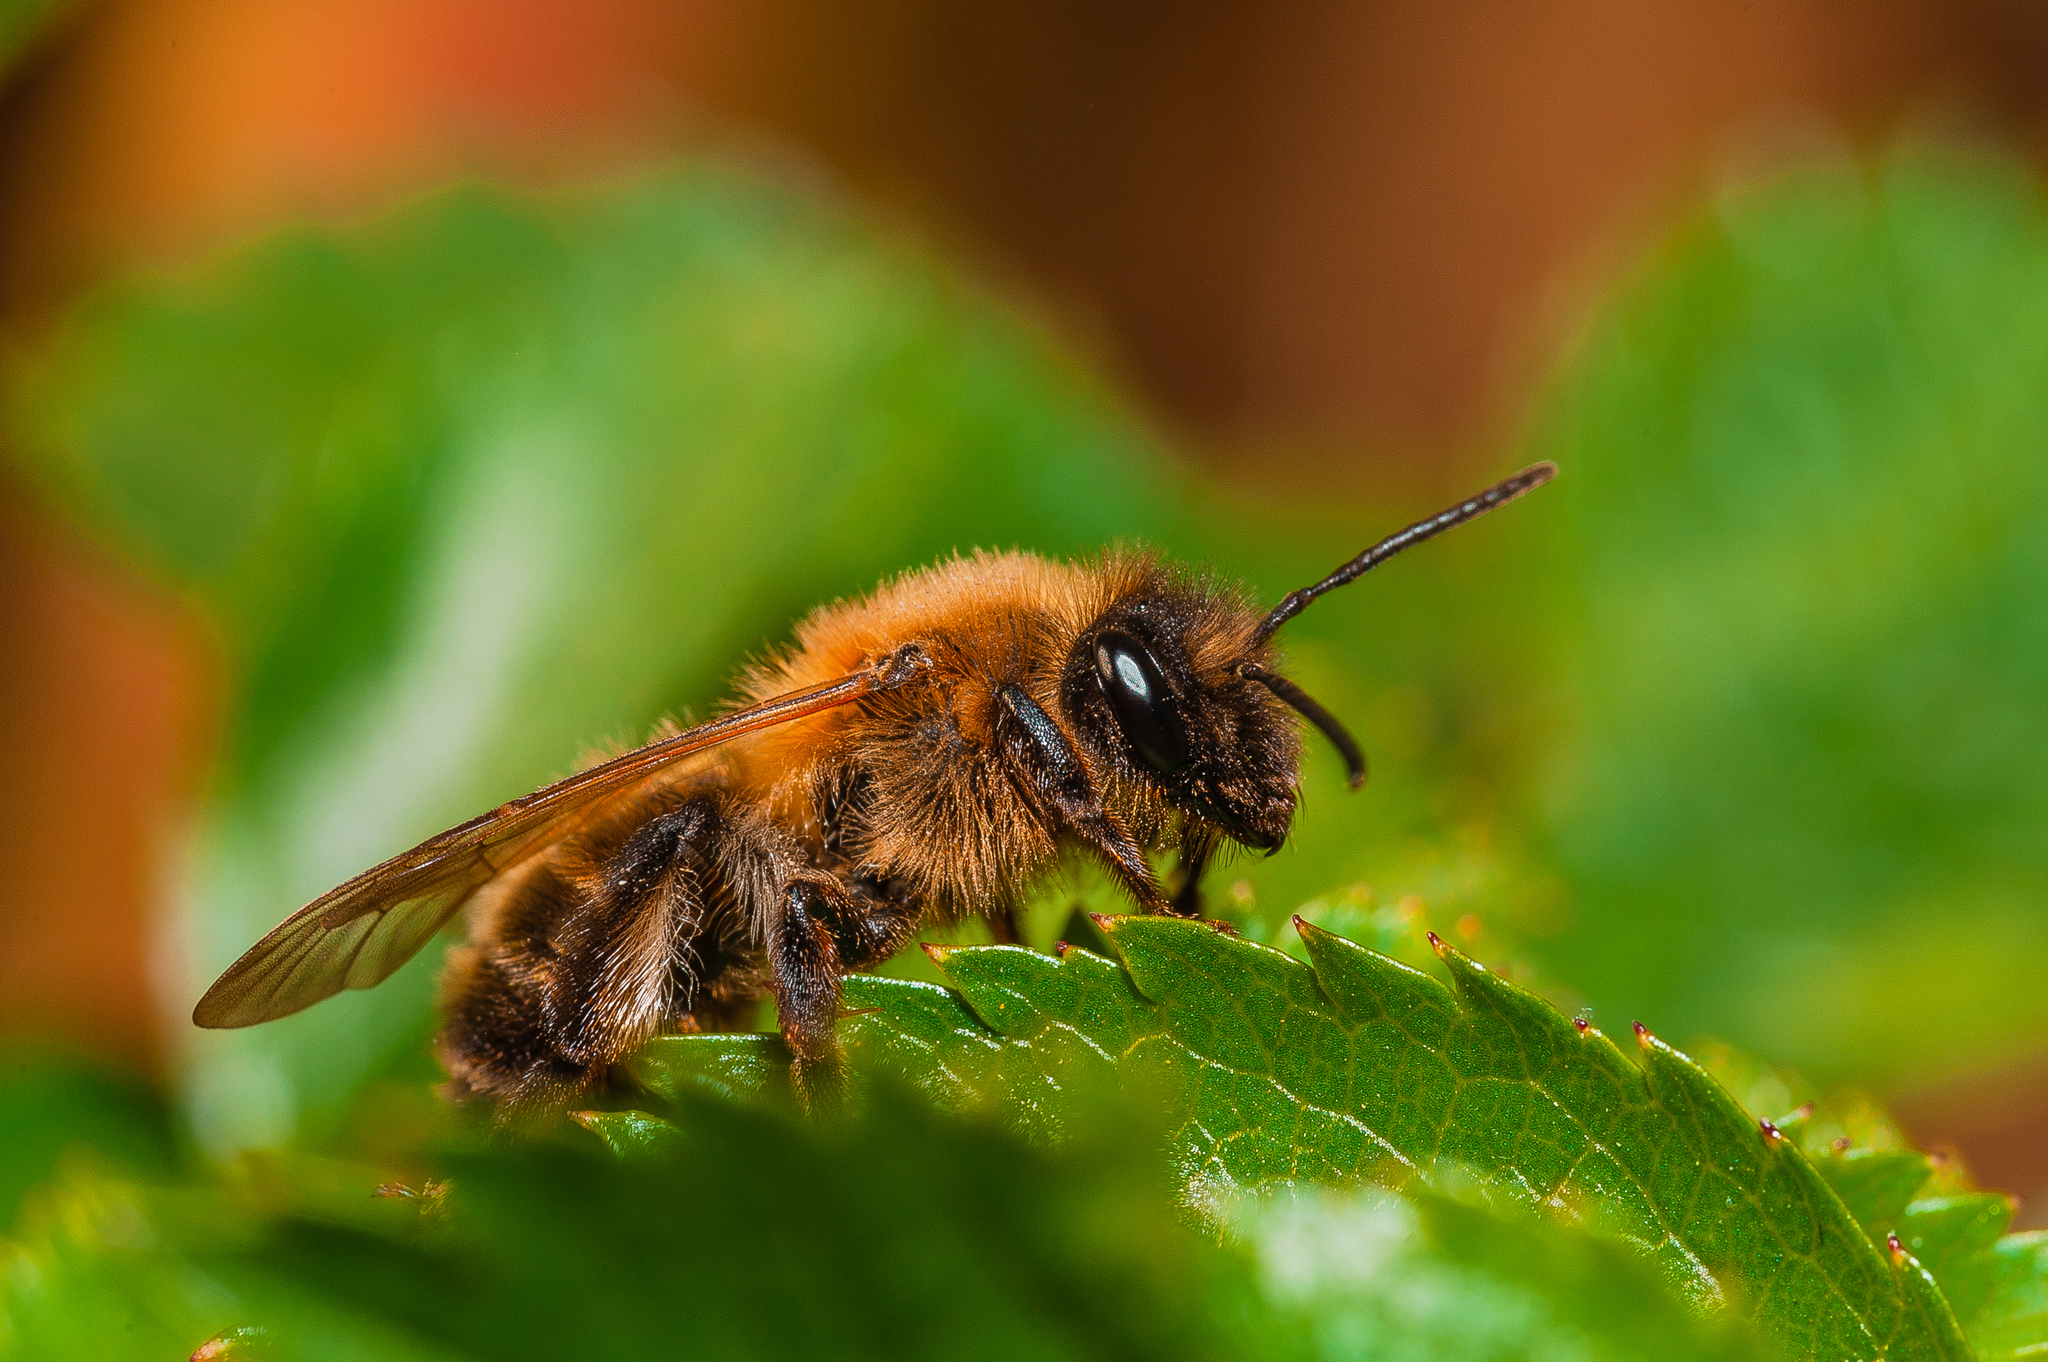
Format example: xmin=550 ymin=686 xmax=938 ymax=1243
xmin=765 ymin=876 xmax=848 ymax=1106
xmin=766 ymin=872 xmax=925 ymax=1107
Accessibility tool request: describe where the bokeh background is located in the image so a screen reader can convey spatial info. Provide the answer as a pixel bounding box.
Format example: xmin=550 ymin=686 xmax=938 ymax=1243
xmin=2 ymin=0 xmax=2046 ymax=1231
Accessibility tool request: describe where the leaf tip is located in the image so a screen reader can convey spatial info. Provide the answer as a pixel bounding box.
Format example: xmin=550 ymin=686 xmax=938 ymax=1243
xmin=1831 ymin=1135 xmax=1853 ymax=1153
xmin=1053 ymin=939 xmax=1069 ymax=957
xmin=1887 ymin=1229 xmax=1907 ymax=1265
xmin=1632 ymin=1019 xmax=1652 ymax=1045
xmin=921 ymin=941 xmax=952 ymax=965
xmin=1759 ymin=1116 xmax=1784 ymax=1144
xmin=1426 ymin=929 xmax=1447 ymax=956
xmin=1089 ymin=912 xmax=1118 ymax=932
xmin=1572 ymin=1016 xmax=1591 ymax=1035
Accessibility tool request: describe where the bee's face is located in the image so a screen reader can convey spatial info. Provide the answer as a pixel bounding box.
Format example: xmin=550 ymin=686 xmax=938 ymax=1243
xmin=1060 ymin=588 xmax=1300 ymax=852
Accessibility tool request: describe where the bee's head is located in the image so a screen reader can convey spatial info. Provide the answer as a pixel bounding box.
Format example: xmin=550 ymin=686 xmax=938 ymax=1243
xmin=1060 ymin=462 xmax=1556 ymax=855
xmin=1060 ymin=571 xmax=1307 ymax=854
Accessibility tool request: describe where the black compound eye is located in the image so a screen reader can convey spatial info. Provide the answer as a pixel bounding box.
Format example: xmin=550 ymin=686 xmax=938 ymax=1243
xmin=1093 ymin=629 xmax=1190 ymax=774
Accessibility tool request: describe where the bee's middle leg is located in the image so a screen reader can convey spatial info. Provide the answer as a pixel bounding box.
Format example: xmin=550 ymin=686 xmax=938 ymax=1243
xmin=828 ymin=874 xmax=923 ymax=970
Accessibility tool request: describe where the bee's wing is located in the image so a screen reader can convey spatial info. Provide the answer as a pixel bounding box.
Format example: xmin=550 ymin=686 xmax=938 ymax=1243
xmin=192 ymin=665 xmax=897 ymax=1028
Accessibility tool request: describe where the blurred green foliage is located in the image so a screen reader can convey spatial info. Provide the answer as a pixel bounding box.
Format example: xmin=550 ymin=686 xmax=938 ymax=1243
xmin=3 ymin=1061 xmax=1780 ymax=1361
xmin=1527 ymin=151 xmax=2048 ymax=1087
xmin=0 ymin=1047 xmax=176 ymax=1228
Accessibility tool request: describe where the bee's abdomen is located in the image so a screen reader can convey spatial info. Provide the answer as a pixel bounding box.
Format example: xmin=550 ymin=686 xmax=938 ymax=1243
xmin=436 ymin=788 xmax=756 ymax=1117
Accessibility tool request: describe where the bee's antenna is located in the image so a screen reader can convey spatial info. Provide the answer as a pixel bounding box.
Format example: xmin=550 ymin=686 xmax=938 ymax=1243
xmin=1252 ymin=462 xmax=1557 ymax=644
xmin=1240 ymin=663 xmax=1367 ymax=789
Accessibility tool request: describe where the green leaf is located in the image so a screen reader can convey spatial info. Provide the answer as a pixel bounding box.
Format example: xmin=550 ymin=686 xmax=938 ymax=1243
xmin=1902 ymin=1197 xmax=2020 ymax=1328
xmin=625 ymin=1031 xmax=790 ymax=1107
xmin=635 ymin=918 xmax=2041 ymax=1361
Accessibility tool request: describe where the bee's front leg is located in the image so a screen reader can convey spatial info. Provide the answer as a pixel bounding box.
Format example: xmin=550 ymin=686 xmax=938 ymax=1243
xmin=993 ymin=683 xmax=1170 ymax=915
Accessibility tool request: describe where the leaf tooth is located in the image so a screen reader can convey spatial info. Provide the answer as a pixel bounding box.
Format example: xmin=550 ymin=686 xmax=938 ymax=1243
xmin=1427 ymin=930 xmax=1573 ymax=1043
xmin=1878 ymin=1228 xmax=1976 ymax=1359
xmin=921 ymin=943 xmax=1057 ymax=1035
xmin=1875 ymin=1228 xmax=1966 ymax=1359
xmin=1293 ymin=914 xmax=1453 ymax=1027
xmin=1095 ymin=912 xmax=1314 ymax=995
xmin=1048 ymin=943 xmax=1131 ymax=986
xmin=1894 ymin=1191 xmax=2015 ymax=1294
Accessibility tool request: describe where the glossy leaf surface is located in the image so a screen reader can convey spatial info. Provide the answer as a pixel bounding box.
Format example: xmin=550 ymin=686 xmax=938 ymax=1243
xmin=632 ymin=918 xmax=2044 ymax=1361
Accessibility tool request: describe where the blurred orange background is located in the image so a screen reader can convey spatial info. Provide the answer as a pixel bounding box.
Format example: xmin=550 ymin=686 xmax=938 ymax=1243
xmin=3 ymin=0 xmax=2045 ymax=1201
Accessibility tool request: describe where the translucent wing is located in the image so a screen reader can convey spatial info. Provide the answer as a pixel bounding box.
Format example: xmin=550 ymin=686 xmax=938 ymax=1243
xmin=192 ymin=660 xmax=913 ymax=1028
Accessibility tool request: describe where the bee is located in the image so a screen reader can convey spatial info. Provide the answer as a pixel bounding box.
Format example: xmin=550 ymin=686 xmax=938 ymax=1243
xmin=194 ymin=463 xmax=1555 ymax=1115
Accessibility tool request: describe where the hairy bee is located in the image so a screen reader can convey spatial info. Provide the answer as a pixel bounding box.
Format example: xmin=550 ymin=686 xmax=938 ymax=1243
xmin=194 ymin=464 xmax=1554 ymax=1115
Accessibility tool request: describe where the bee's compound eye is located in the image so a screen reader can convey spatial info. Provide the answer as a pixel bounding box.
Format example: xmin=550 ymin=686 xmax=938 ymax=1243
xmin=1092 ymin=630 xmax=1190 ymax=774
